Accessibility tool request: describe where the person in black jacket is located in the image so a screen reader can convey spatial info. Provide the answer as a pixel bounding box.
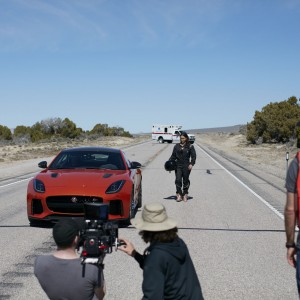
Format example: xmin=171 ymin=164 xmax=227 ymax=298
xmin=169 ymin=131 xmax=196 ymax=202
xmin=118 ymin=202 xmax=204 ymax=300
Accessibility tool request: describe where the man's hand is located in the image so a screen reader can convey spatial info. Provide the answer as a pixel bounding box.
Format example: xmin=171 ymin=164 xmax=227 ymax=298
xmin=287 ymin=247 xmax=297 ymax=268
xmin=188 ymin=164 xmax=193 ymax=171
xmin=118 ymin=238 xmax=136 ymax=256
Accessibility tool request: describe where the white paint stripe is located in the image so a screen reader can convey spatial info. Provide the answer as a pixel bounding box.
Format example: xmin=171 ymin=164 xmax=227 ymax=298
xmin=0 ymin=177 xmax=32 ymax=188
xmin=197 ymin=145 xmax=284 ymax=220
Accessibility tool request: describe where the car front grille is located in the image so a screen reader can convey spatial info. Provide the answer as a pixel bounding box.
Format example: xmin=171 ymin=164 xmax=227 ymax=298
xmin=46 ymin=196 xmax=103 ymax=213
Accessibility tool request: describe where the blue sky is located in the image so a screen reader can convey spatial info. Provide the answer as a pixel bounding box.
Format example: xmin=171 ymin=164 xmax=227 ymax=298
xmin=1 ymin=0 xmax=299 ymax=133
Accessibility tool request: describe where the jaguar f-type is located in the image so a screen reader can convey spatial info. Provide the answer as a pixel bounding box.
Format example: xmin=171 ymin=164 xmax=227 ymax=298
xmin=27 ymin=147 xmax=142 ymax=226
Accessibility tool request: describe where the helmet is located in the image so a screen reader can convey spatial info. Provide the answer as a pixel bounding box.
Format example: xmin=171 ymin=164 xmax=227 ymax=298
xmin=164 ymin=160 xmax=177 ymax=172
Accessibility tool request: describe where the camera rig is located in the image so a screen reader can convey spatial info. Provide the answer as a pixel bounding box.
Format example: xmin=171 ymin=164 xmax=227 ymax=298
xmin=77 ymin=203 xmax=123 ymax=277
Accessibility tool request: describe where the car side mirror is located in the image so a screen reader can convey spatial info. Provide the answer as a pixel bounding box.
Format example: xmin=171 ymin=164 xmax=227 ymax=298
xmin=38 ymin=161 xmax=48 ymax=169
xmin=130 ymin=161 xmax=142 ymax=169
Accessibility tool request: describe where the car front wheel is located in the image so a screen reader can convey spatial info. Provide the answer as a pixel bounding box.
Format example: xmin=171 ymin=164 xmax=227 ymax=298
xmin=124 ymin=190 xmax=137 ymax=226
xmin=28 ymin=218 xmax=51 ymax=228
xmin=137 ymin=184 xmax=142 ymax=208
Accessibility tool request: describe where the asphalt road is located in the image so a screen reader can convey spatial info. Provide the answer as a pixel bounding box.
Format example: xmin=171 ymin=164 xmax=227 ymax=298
xmin=0 ymin=140 xmax=297 ymax=299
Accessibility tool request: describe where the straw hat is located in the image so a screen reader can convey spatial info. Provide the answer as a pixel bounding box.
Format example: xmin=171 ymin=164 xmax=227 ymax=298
xmin=131 ymin=203 xmax=177 ymax=231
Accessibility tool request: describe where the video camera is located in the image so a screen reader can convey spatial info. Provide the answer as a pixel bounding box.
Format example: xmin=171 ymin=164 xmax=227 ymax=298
xmin=77 ymin=203 xmax=122 ymax=270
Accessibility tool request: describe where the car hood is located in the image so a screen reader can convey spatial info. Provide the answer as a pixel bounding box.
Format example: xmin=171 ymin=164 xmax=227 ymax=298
xmin=35 ymin=169 xmax=128 ymax=188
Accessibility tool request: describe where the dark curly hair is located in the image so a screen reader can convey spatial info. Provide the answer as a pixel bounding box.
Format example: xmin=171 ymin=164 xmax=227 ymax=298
xmin=139 ymin=227 xmax=178 ymax=243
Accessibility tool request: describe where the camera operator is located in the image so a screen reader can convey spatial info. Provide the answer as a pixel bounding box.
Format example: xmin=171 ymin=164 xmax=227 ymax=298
xmin=118 ymin=203 xmax=204 ymax=300
xmin=34 ymin=218 xmax=105 ymax=300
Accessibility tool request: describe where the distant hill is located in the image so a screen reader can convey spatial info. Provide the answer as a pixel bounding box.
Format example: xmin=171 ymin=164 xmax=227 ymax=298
xmin=187 ymin=125 xmax=244 ymax=134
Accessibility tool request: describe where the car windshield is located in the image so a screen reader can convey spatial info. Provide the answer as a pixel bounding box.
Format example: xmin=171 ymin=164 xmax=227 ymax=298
xmin=49 ymin=150 xmax=126 ymax=170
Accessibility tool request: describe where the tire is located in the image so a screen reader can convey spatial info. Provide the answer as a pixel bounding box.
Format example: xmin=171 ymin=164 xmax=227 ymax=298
xmin=137 ymin=183 xmax=142 ymax=208
xmin=158 ymin=137 xmax=164 ymax=143
xmin=124 ymin=190 xmax=137 ymax=226
xmin=29 ymin=218 xmax=51 ymax=228
xmin=129 ymin=191 xmax=136 ymax=219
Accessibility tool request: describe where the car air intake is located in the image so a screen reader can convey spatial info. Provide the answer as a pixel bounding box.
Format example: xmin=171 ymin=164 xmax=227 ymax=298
xmin=32 ymin=199 xmax=44 ymax=215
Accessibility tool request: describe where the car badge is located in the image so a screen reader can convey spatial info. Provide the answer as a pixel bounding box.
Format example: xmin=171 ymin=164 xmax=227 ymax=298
xmin=71 ymin=197 xmax=78 ymax=203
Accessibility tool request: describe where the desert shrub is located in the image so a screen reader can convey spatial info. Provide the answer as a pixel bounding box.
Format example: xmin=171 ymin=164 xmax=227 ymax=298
xmin=90 ymin=123 xmax=109 ymax=136
xmin=28 ymin=118 xmax=83 ymax=142
xmin=246 ymin=96 xmax=300 ymax=144
xmin=30 ymin=122 xmax=47 ymax=142
xmin=0 ymin=125 xmax=12 ymax=140
xmin=14 ymin=125 xmax=31 ymax=136
xmin=109 ymin=126 xmax=132 ymax=137
xmin=60 ymin=118 xmax=82 ymax=138
xmin=90 ymin=123 xmax=132 ymax=137
xmin=121 ymin=131 xmax=132 ymax=138
xmin=13 ymin=125 xmax=32 ymax=143
xmin=4 ymin=118 xmax=132 ymax=144
xmin=40 ymin=118 xmax=65 ymax=135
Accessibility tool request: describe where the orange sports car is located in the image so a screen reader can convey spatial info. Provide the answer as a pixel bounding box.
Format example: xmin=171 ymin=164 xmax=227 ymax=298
xmin=27 ymin=147 xmax=142 ymax=226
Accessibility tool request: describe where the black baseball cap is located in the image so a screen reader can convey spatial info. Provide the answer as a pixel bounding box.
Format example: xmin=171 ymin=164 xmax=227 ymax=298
xmin=53 ymin=218 xmax=79 ymax=247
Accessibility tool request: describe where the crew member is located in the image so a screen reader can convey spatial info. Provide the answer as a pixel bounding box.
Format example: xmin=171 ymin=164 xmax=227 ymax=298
xmin=34 ymin=218 xmax=105 ymax=300
xmin=118 ymin=202 xmax=204 ymax=299
xmin=285 ymin=151 xmax=300 ymax=296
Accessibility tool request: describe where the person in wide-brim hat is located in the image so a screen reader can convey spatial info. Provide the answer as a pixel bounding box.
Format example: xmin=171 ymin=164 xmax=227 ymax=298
xmin=130 ymin=202 xmax=177 ymax=231
xmin=118 ymin=203 xmax=204 ymax=300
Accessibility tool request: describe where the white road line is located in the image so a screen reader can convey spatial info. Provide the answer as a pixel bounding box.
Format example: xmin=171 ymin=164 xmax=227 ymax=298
xmin=198 ymin=145 xmax=284 ymax=220
xmin=0 ymin=177 xmax=32 ymax=188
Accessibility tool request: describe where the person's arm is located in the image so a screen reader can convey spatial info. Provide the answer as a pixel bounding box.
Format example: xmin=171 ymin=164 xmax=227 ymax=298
xmin=284 ymin=191 xmax=297 ymax=268
xmin=169 ymin=145 xmax=177 ymax=161
xmin=94 ymin=284 xmax=105 ymax=300
xmin=142 ymin=251 xmax=165 ymax=300
xmin=188 ymin=145 xmax=196 ymax=170
xmin=118 ymin=238 xmax=145 ymax=269
xmin=190 ymin=145 xmax=196 ymax=166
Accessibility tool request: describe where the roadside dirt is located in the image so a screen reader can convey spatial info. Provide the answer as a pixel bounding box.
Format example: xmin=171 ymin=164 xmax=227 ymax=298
xmin=0 ymin=136 xmax=147 ymax=165
xmin=197 ymin=132 xmax=298 ymax=180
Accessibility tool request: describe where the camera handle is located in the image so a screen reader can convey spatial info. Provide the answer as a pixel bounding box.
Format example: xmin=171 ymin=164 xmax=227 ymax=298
xmin=82 ymin=262 xmax=86 ymax=278
xmin=114 ymin=238 xmax=126 ymax=251
xmin=81 ymin=254 xmax=105 ymax=280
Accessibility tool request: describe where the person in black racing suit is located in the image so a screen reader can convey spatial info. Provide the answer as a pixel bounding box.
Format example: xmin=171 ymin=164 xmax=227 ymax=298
xmin=169 ymin=131 xmax=196 ymax=202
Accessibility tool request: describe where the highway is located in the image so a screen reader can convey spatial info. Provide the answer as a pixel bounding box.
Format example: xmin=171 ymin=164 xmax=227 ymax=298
xmin=0 ymin=140 xmax=297 ymax=299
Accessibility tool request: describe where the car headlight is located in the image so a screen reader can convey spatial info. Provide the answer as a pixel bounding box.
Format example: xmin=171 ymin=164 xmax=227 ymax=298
xmin=34 ymin=179 xmax=45 ymax=193
xmin=106 ymin=180 xmax=125 ymax=194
